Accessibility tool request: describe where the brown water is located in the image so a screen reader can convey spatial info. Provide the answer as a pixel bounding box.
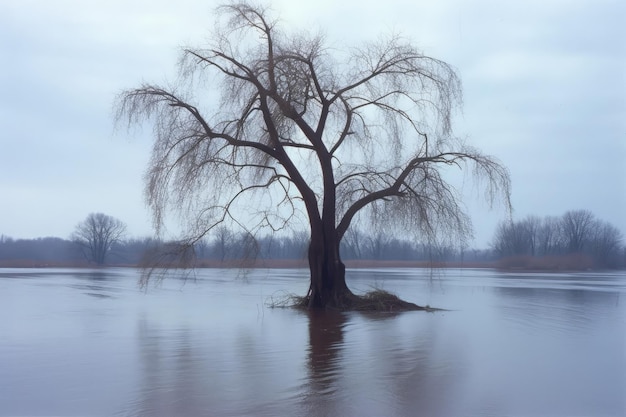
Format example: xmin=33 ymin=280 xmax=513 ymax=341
xmin=1 ymin=267 xmax=624 ymax=416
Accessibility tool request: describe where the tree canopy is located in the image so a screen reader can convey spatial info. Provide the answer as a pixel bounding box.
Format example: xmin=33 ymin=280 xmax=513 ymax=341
xmin=72 ymin=213 xmax=127 ymax=265
xmin=493 ymin=210 xmax=623 ymax=268
xmin=117 ymin=2 xmax=511 ymax=309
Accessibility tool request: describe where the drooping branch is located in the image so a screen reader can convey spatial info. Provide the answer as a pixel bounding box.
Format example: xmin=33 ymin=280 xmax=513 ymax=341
xmin=336 ymin=150 xmax=511 ymax=240
xmin=116 ymin=2 xmax=511 ymax=290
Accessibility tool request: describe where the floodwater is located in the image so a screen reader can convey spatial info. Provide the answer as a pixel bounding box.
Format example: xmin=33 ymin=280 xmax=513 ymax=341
xmin=0 ymin=268 xmax=624 ymax=417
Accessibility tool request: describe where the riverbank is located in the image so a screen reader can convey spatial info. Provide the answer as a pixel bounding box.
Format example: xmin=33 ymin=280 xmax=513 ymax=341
xmin=0 ymin=258 xmax=494 ymax=269
xmin=1 ymin=257 xmax=622 ymax=271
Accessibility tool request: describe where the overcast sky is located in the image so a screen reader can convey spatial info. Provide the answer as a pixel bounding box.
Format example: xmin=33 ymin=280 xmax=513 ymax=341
xmin=1 ymin=0 xmax=624 ymax=247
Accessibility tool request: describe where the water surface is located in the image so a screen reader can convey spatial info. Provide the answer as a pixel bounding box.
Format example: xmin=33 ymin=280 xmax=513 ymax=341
xmin=1 ymin=268 xmax=624 ymax=416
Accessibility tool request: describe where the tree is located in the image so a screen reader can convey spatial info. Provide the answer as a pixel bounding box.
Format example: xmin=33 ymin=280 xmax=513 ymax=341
xmin=492 ymin=215 xmax=544 ymax=257
xmin=117 ymin=3 xmax=510 ymax=308
xmin=490 ymin=210 xmax=625 ymax=269
xmin=213 ymin=226 xmax=234 ymax=261
xmin=561 ymin=209 xmax=594 ymax=253
xmin=536 ymin=216 xmax=563 ymax=256
xmin=587 ymin=220 xmax=623 ymax=267
xmin=492 ymin=219 xmax=534 ymax=257
xmin=72 ymin=213 xmax=127 ymax=265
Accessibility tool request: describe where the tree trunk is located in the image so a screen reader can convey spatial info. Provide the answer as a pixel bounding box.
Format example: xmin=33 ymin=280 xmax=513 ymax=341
xmin=306 ymin=226 xmax=354 ymax=309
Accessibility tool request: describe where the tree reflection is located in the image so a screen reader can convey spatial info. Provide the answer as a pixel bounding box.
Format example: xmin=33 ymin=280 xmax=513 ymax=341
xmin=301 ymin=310 xmax=348 ymax=415
xmin=301 ymin=310 xmax=468 ymax=417
xmin=127 ymin=317 xmax=212 ymax=417
xmin=70 ymin=270 xmax=118 ymax=297
xmin=496 ymin=283 xmax=621 ymax=333
xmin=308 ymin=310 xmax=346 ymax=387
xmin=124 ymin=304 xmax=470 ymax=417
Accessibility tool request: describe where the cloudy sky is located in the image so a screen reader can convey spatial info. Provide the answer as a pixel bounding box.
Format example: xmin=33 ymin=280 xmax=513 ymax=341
xmin=1 ymin=0 xmax=624 ymax=247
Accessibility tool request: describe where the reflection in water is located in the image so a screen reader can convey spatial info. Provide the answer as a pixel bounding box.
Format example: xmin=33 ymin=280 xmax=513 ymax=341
xmin=0 ymin=268 xmax=624 ymax=417
xmin=130 ymin=318 xmax=206 ymax=417
xmin=307 ymin=310 xmax=346 ymax=390
xmin=496 ymin=282 xmax=623 ymax=334
xmin=299 ymin=309 xmax=468 ymax=417
xmin=83 ymin=270 xmax=109 ymax=281
xmin=70 ymin=269 xmax=122 ymax=298
xmin=302 ymin=310 xmax=347 ymax=415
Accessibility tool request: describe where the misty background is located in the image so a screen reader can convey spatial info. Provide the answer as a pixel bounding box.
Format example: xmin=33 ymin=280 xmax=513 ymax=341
xmin=1 ymin=0 xmax=624 ymax=247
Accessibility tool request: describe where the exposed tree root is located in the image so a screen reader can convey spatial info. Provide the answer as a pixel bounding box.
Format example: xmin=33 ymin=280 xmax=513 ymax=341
xmin=268 ymin=289 xmax=439 ymax=312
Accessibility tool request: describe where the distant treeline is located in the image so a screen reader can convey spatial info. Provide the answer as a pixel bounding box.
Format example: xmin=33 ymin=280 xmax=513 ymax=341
xmin=0 ymin=236 xmax=84 ymax=266
xmin=492 ymin=210 xmax=625 ymax=269
xmin=1 ymin=209 xmax=624 ymax=269
xmin=0 ymin=232 xmax=491 ymax=268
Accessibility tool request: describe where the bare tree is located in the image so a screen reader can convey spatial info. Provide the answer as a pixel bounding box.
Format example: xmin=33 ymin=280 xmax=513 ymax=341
xmin=364 ymin=232 xmax=393 ymax=260
xmin=117 ymin=3 xmax=510 ymax=308
xmin=342 ymin=227 xmax=366 ymax=260
xmin=491 ymin=210 xmax=625 ymax=269
xmin=492 ymin=220 xmax=533 ymax=257
xmin=561 ymin=209 xmax=594 ymax=253
xmin=521 ymin=216 xmax=542 ymax=256
xmin=588 ymin=220 xmax=623 ymax=267
xmin=72 ymin=213 xmax=127 ymax=265
xmin=537 ymin=215 xmax=563 ymax=256
xmin=213 ymin=226 xmax=234 ymax=261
